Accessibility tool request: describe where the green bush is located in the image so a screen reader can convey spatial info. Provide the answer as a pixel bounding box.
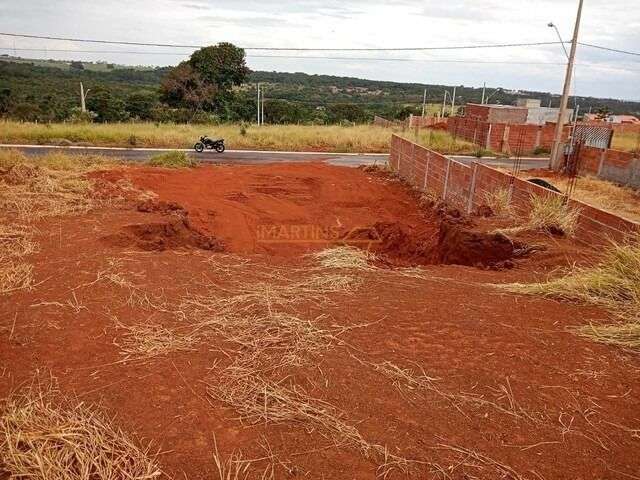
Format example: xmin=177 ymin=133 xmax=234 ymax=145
xmin=147 ymin=151 xmax=197 ymax=168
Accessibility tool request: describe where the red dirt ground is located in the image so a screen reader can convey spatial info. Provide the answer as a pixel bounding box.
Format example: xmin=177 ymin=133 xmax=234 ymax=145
xmin=2 ymin=162 xmax=640 ymax=480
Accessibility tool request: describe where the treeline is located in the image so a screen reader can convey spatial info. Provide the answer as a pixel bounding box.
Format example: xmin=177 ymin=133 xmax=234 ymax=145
xmin=1 ymin=53 xmax=638 ymax=125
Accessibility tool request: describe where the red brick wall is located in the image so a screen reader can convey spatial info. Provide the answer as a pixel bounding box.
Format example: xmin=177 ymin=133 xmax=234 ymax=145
xmin=578 ymin=146 xmax=639 ymax=187
xmin=447 ymin=117 xmax=569 ymax=154
xmin=465 ymin=104 xmax=528 ymax=124
xmin=389 ymin=134 xmax=640 ymax=244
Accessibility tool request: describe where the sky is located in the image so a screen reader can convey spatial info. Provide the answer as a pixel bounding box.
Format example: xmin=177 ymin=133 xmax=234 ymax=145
xmin=0 ymin=0 xmax=639 ymax=100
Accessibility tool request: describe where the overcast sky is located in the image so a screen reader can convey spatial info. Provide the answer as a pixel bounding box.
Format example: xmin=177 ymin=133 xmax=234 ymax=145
xmin=1 ymin=0 xmax=639 ymax=100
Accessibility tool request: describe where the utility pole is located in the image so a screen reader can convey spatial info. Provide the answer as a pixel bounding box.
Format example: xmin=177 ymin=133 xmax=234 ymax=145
xmin=550 ymin=0 xmax=584 ymax=170
xmin=481 ymin=82 xmax=486 ymax=105
xmin=79 ymin=82 xmax=89 ymax=112
xmin=421 ymin=88 xmax=427 ymax=117
xmin=451 ymin=86 xmax=457 ymax=116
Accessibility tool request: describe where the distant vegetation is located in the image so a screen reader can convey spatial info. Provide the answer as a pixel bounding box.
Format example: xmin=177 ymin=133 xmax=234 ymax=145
xmin=1 ymin=51 xmax=639 ymax=125
xmin=0 ymin=121 xmax=478 ymax=154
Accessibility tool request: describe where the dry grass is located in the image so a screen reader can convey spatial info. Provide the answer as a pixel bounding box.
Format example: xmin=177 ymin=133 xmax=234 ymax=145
xmin=529 ymin=174 xmax=640 ymax=223
xmin=309 ymin=246 xmax=376 ymax=270
xmin=115 ymin=322 xmax=199 ymax=358
xmin=147 ymin=151 xmax=197 ymax=168
xmin=0 ymin=381 xmax=162 ymax=480
xmin=527 ymin=195 xmax=580 ymax=237
xmin=0 ymin=224 xmax=36 ymax=294
xmin=0 ymin=149 xmax=114 ymax=220
xmin=482 ymin=187 xmax=514 ymax=217
xmin=611 ymin=130 xmax=640 ymax=154
xmin=182 ymin=273 xmax=360 ymax=316
xmin=0 ymin=121 xmax=479 ymax=155
xmin=501 ymin=238 xmax=640 ymax=349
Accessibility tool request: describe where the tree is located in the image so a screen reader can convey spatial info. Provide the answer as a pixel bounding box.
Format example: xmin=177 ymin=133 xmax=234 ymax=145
xmin=86 ymin=86 xmax=128 ymax=122
xmin=160 ymin=43 xmax=250 ymax=114
xmin=70 ymin=61 xmax=85 ymax=71
xmin=125 ymin=92 xmax=158 ymax=120
xmin=189 ymin=43 xmax=250 ymax=90
xmin=160 ymin=62 xmax=217 ymax=111
xmin=326 ymin=103 xmax=368 ymax=123
xmin=0 ymin=88 xmax=12 ymax=115
xmin=263 ymin=100 xmax=310 ymax=124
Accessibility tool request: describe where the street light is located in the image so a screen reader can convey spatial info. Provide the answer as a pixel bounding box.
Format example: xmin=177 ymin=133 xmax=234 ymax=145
xmin=548 ymin=22 xmax=570 ymax=60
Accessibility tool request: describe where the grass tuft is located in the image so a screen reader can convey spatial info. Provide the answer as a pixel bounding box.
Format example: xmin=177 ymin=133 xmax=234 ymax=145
xmin=501 ymin=238 xmax=640 ymax=349
xmin=147 ymin=151 xmax=197 ymax=168
xmin=483 ymin=188 xmax=514 ymax=217
xmin=527 ymin=195 xmax=580 ymax=237
xmin=310 ymin=246 xmax=376 ymax=270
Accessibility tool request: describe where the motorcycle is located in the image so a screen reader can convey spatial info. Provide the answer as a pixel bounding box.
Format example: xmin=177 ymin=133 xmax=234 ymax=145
xmin=194 ymin=135 xmax=225 ymax=153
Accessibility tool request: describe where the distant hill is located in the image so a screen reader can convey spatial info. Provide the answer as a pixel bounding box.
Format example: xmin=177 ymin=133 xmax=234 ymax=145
xmin=1 ymin=55 xmax=638 ymax=122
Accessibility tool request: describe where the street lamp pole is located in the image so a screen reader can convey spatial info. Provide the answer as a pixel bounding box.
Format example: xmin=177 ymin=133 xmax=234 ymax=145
xmin=549 ymin=0 xmax=584 ymax=171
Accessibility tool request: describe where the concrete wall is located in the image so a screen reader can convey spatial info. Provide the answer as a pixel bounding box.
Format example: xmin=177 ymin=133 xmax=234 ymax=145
xmin=578 ymin=145 xmax=640 ymax=188
xmin=389 ymin=134 xmax=640 ymax=244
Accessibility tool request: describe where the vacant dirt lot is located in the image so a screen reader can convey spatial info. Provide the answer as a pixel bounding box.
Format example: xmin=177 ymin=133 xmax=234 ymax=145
xmin=2 ymin=161 xmax=639 ymax=480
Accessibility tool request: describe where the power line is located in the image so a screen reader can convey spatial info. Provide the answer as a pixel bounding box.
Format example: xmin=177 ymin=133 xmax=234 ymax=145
xmin=0 ymin=46 xmax=572 ymax=65
xmin=2 ymin=32 xmax=638 ymax=57
xmin=0 ymin=32 xmax=567 ymax=51
xmin=579 ymin=42 xmax=640 ymax=57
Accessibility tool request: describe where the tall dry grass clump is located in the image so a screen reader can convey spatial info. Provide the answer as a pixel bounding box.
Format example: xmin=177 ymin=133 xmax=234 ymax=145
xmin=483 ymin=187 xmax=514 ymax=217
xmin=0 ymin=121 xmax=479 ymax=154
xmin=502 ymin=238 xmax=640 ymax=349
xmin=526 ymin=195 xmax=580 ymax=236
xmin=0 ymin=382 xmax=162 ymax=480
xmin=0 ymin=149 xmax=114 ymax=220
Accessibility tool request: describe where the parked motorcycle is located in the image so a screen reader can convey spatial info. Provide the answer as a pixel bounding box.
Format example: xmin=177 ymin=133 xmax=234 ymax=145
xmin=194 ymin=135 xmax=225 ymax=153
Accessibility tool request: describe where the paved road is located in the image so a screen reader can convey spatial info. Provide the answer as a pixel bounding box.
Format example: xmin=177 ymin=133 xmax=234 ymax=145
xmin=1 ymin=144 xmax=548 ymax=171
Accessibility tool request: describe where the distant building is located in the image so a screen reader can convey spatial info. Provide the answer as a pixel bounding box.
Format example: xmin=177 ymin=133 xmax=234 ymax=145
xmin=465 ymin=103 xmax=528 ymax=124
xmin=463 ymin=101 xmax=573 ymax=125
xmin=516 ymin=99 xmax=542 ymax=108
xmin=583 ymin=114 xmax=639 ymax=124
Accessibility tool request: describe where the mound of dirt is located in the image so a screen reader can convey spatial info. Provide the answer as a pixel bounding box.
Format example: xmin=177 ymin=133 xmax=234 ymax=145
xmin=136 ymin=199 xmax=184 ymax=215
xmin=102 ymin=217 xmax=223 ymax=252
xmin=435 ymin=222 xmax=518 ymax=268
xmin=344 ymin=221 xmax=438 ymax=265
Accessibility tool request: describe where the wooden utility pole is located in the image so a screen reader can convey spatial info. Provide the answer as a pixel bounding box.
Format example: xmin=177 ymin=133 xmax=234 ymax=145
xmin=421 ymin=89 xmax=427 ymax=117
xmin=550 ymin=0 xmax=584 ymax=170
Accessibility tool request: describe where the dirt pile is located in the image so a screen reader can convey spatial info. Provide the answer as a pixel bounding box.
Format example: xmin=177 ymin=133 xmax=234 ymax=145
xmin=103 ymin=217 xmax=223 ymax=252
xmin=435 ymin=222 xmax=519 ymax=268
xmin=347 ymin=220 xmax=526 ymax=269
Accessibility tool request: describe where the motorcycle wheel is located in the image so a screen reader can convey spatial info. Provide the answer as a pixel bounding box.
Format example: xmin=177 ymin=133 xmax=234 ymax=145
xmin=215 ymin=143 xmax=225 ymax=153
xmin=194 ymin=142 xmax=204 ymax=153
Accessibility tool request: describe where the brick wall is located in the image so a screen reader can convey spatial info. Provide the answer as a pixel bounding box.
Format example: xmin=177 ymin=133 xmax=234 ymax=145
xmin=389 ymin=134 xmax=640 ymax=244
xmin=465 ymin=104 xmax=528 ymax=124
xmin=578 ymin=146 xmax=640 ymax=188
xmin=447 ymin=117 xmax=570 ymax=155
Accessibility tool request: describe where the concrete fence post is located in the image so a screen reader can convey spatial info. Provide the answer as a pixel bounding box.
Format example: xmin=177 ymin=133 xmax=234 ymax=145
xmin=410 ymin=142 xmax=416 ymax=184
xmin=486 ymin=124 xmax=493 ymax=150
xmin=534 ymin=128 xmax=542 ymax=150
xmin=467 ymin=163 xmax=479 ymax=214
xmin=443 ymin=158 xmax=451 ymax=200
xmin=597 ymin=148 xmax=606 ymax=177
xmin=423 ymin=153 xmax=431 ymax=192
